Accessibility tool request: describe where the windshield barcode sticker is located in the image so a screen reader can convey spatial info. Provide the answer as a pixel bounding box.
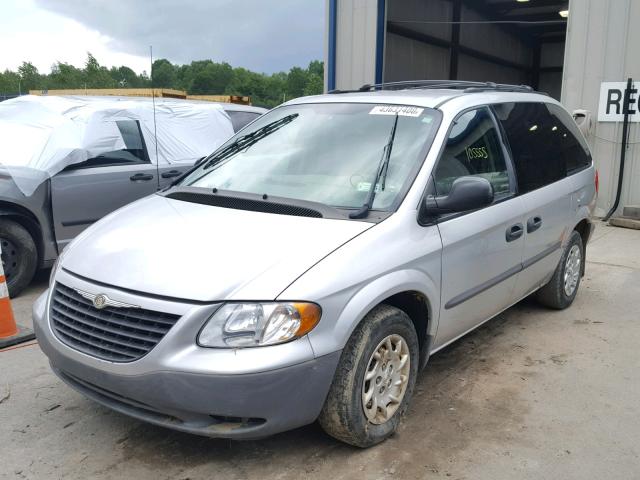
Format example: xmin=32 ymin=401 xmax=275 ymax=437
xmin=369 ymin=105 xmax=424 ymax=117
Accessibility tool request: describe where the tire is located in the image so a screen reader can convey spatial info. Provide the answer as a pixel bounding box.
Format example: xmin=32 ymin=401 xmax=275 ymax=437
xmin=318 ymin=304 xmax=419 ymax=448
xmin=0 ymin=219 xmax=38 ymax=298
xmin=536 ymin=230 xmax=584 ymax=310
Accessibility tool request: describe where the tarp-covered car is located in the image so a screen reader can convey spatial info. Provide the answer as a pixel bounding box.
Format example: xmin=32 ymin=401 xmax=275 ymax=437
xmin=0 ymin=95 xmax=265 ymax=296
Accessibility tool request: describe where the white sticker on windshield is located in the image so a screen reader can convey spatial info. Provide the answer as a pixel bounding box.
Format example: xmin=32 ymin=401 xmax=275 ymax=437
xmin=357 ymin=182 xmax=380 ymax=192
xmin=369 ymin=105 xmax=424 ymax=117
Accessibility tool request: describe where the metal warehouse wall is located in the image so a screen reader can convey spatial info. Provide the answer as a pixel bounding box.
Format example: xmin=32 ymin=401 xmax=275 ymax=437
xmin=562 ymin=0 xmax=640 ymax=215
xmin=325 ymin=0 xmax=379 ymax=91
xmin=325 ymin=0 xmax=564 ymax=96
xmin=384 ymin=0 xmax=536 ymax=87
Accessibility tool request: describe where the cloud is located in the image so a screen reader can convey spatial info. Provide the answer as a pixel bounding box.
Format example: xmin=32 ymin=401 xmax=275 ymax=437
xmin=0 ymin=0 xmax=149 ymax=74
xmin=33 ymin=0 xmax=325 ymax=73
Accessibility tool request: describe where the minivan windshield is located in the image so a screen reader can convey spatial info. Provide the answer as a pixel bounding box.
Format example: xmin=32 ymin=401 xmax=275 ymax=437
xmin=180 ymin=102 xmax=441 ymax=211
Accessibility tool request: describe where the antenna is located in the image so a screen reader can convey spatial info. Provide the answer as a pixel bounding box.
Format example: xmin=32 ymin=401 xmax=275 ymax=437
xmin=150 ymin=45 xmax=160 ymax=190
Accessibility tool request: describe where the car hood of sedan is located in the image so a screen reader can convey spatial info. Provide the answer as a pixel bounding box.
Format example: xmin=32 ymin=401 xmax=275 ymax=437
xmin=61 ymin=193 xmax=372 ymax=302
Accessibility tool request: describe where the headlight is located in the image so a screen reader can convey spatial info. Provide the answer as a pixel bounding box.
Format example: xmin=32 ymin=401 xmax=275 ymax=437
xmin=198 ymin=302 xmax=321 ymax=348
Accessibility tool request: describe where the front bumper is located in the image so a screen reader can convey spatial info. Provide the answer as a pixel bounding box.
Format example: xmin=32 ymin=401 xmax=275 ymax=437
xmin=33 ymin=270 xmax=341 ymax=440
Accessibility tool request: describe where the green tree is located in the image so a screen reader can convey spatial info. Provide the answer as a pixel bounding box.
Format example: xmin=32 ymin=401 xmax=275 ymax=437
xmin=151 ymin=59 xmax=176 ymax=88
xmin=187 ymin=61 xmax=233 ymax=94
xmin=0 ymin=54 xmax=325 ymax=108
xmin=308 ymin=60 xmax=324 ymax=78
xmin=111 ymin=66 xmax=143 ymax=88
xmin=83 ymin=53 xmax=116 ymax=88
xmin=286 ymin=66 xmax=308 ymax=98
xmin=47 ymin=62 xmax=83 ymax=89
xmin=0 ymin=69 xmax=22 ymax=94
xmin=18 ymin=62 xmax=40 ymax=92
xmin=303 ymin=73 xmax=323 ymax=96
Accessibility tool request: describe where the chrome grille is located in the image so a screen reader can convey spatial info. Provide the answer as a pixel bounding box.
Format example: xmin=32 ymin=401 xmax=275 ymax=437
xmin=50 ymin=283 xmax=181 ymax=362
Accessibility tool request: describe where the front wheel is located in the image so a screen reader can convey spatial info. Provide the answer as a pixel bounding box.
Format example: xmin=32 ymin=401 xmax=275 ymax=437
xmin=318 ymin=305 xmax=419 ymax=447
xmin=0 ymin=219 xmax=38 ymax=298
xmin=536 ymin=230 xmax=584 ymax=309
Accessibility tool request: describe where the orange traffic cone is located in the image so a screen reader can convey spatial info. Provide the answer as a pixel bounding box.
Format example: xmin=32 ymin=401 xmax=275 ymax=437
xmin=0 ymin=251 xmax=35 ymax=349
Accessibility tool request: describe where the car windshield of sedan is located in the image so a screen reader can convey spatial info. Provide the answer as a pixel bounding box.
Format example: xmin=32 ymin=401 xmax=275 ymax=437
xmin=180 ymin=102 xmax=441 ymax=211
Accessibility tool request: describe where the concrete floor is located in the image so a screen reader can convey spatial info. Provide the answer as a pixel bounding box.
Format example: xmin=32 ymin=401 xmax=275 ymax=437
xmin=2 ymin=222 xmax=639 ymax=479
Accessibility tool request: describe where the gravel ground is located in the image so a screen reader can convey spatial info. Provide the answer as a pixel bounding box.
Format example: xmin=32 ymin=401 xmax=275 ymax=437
xmin=2 ymin=221 xmax=639 ymax=480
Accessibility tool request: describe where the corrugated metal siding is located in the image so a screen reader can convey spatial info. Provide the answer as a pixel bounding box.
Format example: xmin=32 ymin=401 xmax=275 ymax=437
xmin=387 ymin=0 xmax=452 ymax=41
xmin=457 ymin=54 xmax=528 ymax=85
xmin=562 ymin=0 xmax=640 ymax=214
xmin=384 ymin=33 xmax=449 ymax=82
xmin=335 ymin=0 xmax=379 ymax=90
xmin=459 ymin=6 xmax=530 ymax=67
xmin=384 ymin=0 xmax=533 ymax=88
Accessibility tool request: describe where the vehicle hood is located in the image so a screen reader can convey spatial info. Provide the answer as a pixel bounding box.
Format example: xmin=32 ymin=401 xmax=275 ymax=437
xmin=61 ymin=194 xmax=372 ymax=302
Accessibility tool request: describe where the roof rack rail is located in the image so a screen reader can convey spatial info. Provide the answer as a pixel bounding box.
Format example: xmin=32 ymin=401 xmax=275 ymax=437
xmin=328 ymin=80 xmax=538 ymax=95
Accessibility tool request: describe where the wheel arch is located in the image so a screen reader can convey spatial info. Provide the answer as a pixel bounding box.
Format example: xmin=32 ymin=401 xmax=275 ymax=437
xmin=379 ymin=290 xmax=433 ymax=369
xmin=315 ymin=269 xmax=440 ymax=370
xmin=572 ymin=217 xmax=592 ymax=276
xmin=573 ymin=218 xmax=591 ymax=246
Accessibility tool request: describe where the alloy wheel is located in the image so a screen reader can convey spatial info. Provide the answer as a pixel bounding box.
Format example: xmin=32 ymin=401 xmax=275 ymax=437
xmin=362 ymin=334 xmax=411 ymax=424
xmin=563 ymin=244 xmax=581 ymax=296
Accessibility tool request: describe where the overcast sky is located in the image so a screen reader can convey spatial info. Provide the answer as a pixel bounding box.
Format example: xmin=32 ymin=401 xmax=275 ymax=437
xmin=1 ymin=0 xmax=325 ymax=74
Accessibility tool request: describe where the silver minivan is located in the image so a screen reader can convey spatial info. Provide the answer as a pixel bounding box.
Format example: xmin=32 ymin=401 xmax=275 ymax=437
xmin=34 ymin=81 xmax=596 ymax=447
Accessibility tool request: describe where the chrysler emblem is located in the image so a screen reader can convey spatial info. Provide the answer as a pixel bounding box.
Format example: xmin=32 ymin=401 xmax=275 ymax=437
xmin=93 ymin=294 xmax=108 ymax=309
xmin=75 ymin=289 xmax=141 ymax=310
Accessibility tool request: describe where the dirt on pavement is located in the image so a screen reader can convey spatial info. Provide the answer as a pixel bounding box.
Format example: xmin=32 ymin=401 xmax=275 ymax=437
xmin=2 ymin=222 xmax=639 ymax=480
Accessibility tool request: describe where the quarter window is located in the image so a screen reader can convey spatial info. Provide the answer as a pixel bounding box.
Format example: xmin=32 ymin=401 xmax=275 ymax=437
xmin=78 ymin=120 xmax=149 ymax=168
xmin=433 ymin=107 xmax=511 ymax=197
xmin=226 ymin=111 xmax=261 ymax=132
xmin=546 ymin=104 xmax=592 ymax=174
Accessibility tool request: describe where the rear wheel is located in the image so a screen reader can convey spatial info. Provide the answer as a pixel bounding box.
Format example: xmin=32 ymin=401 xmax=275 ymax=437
xmin=318 ymin=305 xmax=419 ymax=447
xmin=536 ymin=230 xmax=583 ymax=309
xmin=0 ymin=219 xmax=38 ymax=298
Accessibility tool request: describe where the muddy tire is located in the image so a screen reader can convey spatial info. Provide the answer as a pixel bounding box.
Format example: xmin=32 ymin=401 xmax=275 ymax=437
xmin=318 ymin=304 xmax=419 ymax=448
xmin=536 ymin=230 xmax=584 ymax=310
xmin=0 ymin=219 xmax=38 ymax=298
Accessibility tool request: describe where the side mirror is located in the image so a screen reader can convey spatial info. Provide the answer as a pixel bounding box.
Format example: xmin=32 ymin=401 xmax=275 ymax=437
xmin=423 ymin=176 xmax=494 ymax=217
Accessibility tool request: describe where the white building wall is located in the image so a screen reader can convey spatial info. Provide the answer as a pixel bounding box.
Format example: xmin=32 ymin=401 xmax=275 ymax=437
xmin=333 ymin=0 xmax=379 ymax=90
xmin=562 ymin=0 xmax=640 ymax=215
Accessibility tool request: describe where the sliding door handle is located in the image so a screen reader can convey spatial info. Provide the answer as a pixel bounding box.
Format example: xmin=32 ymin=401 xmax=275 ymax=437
xmin=506 ymin=223 xmax=524 ymax=242
xmin=527 ymin=216 xmax=543 ymax=233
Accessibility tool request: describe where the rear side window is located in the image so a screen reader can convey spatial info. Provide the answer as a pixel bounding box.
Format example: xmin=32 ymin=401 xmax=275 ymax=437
xmin=546 ymin=103 xmax=592 ymax=174
xmin=226 ymin=111 xmax=261 ymax=132
xmin=75 ymin=120 xmax=149 ymax=169
xmin=434 ymin=107 xmax=511 ymax=197
xmin=494 ymin=102 xmax=590 ymax=194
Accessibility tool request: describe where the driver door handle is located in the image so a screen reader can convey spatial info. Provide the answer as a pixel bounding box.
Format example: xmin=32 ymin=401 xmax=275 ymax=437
xmin=506 ymin=223 xmax=524 ymax=242
xmin=130 ymin=173 xmax=154 ymax=182
xmin=527 ymin=215 xmax=543 ymax=233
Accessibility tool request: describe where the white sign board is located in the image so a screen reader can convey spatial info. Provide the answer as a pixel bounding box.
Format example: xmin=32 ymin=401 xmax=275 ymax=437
xmin=598 ymin=81 xmax=640 ymax=122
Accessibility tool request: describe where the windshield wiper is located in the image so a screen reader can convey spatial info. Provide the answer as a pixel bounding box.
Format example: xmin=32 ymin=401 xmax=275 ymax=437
xmin=349 ymin=113 xmax=399 ymax=219
xmin=201 ymin=113 xmax=299 ymax=171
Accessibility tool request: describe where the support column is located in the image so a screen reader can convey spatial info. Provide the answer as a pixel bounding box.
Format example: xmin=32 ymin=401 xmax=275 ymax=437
xmin=449 ymin=0 xmax=461 ymax=80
